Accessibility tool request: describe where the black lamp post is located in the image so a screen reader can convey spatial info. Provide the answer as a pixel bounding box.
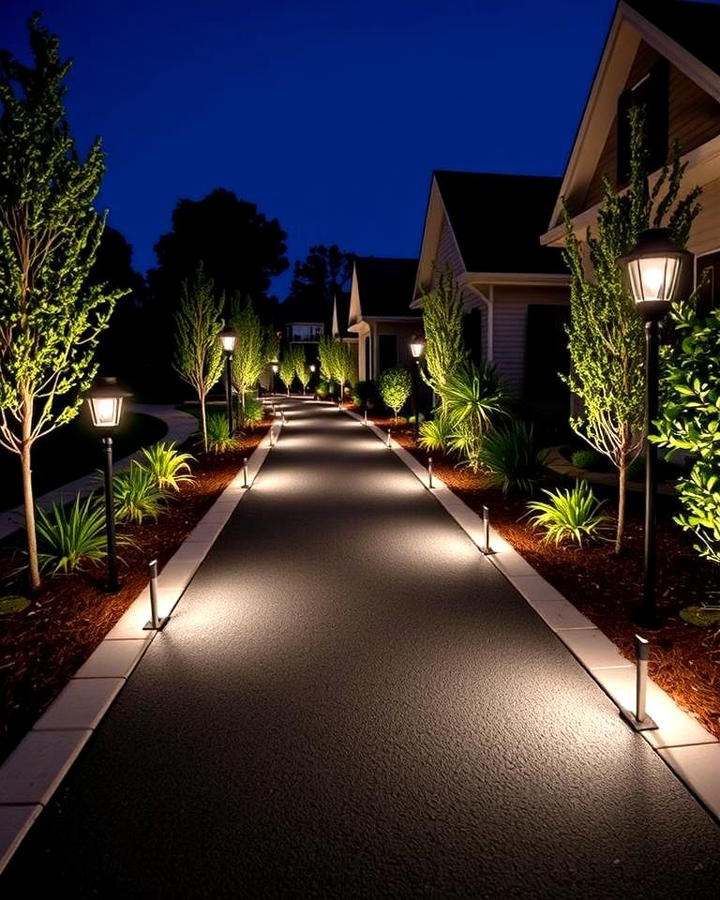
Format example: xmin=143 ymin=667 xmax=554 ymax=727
xmin=619 ymin=228 xmax=691 ymax=628
xmin=409 ymin=335 xmax=425 ymax=441
xmin=85 ymin=376 xmax=131 ymax=592
xmin=219 ymin=327 xmax=237 ymax=437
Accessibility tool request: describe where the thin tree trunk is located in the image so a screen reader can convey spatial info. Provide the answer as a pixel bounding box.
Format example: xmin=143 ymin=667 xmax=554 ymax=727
xmin=21 ymin=410 xmax=40 ymax=590
xmin=615 ymin=459 xmax=627 ymax=555
xmin=200 ymin=393 xmax=208 ymax=453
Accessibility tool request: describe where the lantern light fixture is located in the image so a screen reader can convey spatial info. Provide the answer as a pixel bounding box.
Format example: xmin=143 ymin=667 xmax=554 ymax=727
xmin=619 ymin=228 xmax=691 ymax=318
xmin=86 ymin=376 xmax=130 ymax=429
xmin=219 ymin=327 xmax=237 ymax=355
xmin=409 ymin=335 xmax=425 ymax=360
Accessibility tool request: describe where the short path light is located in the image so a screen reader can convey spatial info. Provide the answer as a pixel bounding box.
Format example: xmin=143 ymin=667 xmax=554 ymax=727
xmin=482 ymin=505 xmax=492 ymax=555
xmin=85 ymin=376 xmax=131 ymax=592
xmin=363 ymin=409 xmax=368 ymax=425
xmin=143 ymin=559 xmax=169 ymax=631
xmin=619 ymin=228 xmax=692 ymax=628
xmin=219 ymin=327 xmax=237 ymax=438
xmin=409 ymin=335 xmax=425 ymax=442
xmin=427 ymin=456 xmax=434 ymax=490
xmin=242 ymin=457 xmax=249 ymax=488
xmin=620 ymin=635 xmax=658 ymax=732
xmin=386 ymin=428 xmax=392 ymax=448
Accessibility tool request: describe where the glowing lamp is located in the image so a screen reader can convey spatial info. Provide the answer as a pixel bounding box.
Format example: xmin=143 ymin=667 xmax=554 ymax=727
xmin=619 ymin=228 xmax=691 ymax=318
xmin=219 ymin=327 xmax=237 ymax=354
xmin=271 ymin=363 xmax=279 ymax=374
xmin=86 ymin=377 xmax=130 ymax=428
xmin=409 ymin=335 xmax=425 ymax=359
xmin=310 ymin=364 xmax=316 ymax=373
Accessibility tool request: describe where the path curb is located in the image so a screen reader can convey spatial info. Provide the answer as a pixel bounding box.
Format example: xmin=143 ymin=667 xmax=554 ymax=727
xmin=346 ymin=408 xmax=720 ymax=823
xmin=0 ymin=409 xmax=285 ymax=873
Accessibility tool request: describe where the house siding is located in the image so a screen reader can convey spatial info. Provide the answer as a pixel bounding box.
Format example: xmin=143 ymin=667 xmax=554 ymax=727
xmin=687 ymin=176 xmax=720 ymax=257
xmin=582 ymin=40 xmax=720 ymax=212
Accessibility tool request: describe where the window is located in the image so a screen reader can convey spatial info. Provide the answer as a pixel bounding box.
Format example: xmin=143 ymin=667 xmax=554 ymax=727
xmin=377 ymin=334 xmax=397 ymax=373
xmin=287 ymin=324 xmax=323 ymax=342
xmin=617 ymin=60 xmax=669 ymax=185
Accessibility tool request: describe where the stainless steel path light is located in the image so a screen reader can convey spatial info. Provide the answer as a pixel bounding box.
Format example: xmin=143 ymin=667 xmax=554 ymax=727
xmin=143 ymin=559 xmax=169 ymax=631
xmin=242 ymin=457 xmax=249 ymax=488
xmin=482 ymin=505 xmax=491 ymax=555
xmin=427 ymin=456 xmax=434 ymax=489
xmin=619 ymin=229 xmax=691 ymax=628
xmin=409 ymin=335 xmax=425 ymax=442
xmin=85 ymin=376 xmax=131 ymax=592
xmin=620 ymin=635 xmax=658 ymax=731
xmin=219 ymin=327 xmax=237 ymax=438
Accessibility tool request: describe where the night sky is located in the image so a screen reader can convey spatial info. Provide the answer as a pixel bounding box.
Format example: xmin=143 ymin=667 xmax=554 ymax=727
xmin=4 ymin=0 xmax=617 ymax=296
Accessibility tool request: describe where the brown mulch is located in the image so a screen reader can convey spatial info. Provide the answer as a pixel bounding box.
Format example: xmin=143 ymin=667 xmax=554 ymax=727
xmin=380 ymin=417 xmax=720 ymax=740
xmin=0 ymin=425 xmax=268 ymax=764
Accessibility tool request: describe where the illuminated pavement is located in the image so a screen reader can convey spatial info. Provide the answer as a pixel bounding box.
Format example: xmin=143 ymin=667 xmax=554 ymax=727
xmin=2 ymin=399 xmax=720 ymax=897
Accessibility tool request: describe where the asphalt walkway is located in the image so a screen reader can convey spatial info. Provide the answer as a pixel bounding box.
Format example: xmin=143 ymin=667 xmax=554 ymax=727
xmin=2 ymin=399 xmax=720 ymax=897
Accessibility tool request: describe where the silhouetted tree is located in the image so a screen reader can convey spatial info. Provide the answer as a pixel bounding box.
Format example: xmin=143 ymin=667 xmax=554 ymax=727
xmin=282 ymin=244 xmax=353 ymax=329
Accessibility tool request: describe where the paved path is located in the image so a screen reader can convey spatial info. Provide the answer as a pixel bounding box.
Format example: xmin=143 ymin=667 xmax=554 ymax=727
xmin=2 ymin=400 xmax=719 ymax=897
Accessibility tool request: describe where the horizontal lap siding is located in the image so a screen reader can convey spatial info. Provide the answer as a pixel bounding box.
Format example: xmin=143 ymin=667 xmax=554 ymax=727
xmin=688 ymin=177 xmax=720 ymax=257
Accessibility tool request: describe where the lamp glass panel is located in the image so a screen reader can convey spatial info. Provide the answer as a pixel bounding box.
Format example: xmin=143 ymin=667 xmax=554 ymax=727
xmin=221 ymin=334 xmax=236 ymax=352
xmin=90 ymin=396 xmax=121 ymax=427
xmin=630 ymin=256 xmax=680 ymax=304
xmin=410 ymin=341 xmax=425 ymax=359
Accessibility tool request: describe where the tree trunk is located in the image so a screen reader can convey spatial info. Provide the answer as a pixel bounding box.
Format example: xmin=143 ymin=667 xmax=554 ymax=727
xmin=20 ymin=422 xmax=41 ymax=590
xmin=615 ymin=459 xmax=627 ymax=555
xmin=199 ymin=393 xmax=208 ymax=453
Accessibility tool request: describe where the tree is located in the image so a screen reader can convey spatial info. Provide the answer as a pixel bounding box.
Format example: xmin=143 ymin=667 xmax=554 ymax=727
xmin=278 ymin=354 xmax=295 ymax=395
xmin=419 ymin=265 xmax=467 ymax=411
xmin=173 ymin=268 xmax=224 ymax=451
xmin=283 ymin=244 xmax=353 ymax=329
xmin=0 ymin=18 xmax=124 ymax=589
xmin=378 ymin=367 xmax=412 ymax=422
xmin=562 ymin=107 xmax=701 ymax=553
xmin=654 ymin=297 xmax=720 ymax=565
xmin=292 ymin=346 xmax=310 ymax=394
xmin=230 ymin=297 xmax=266 ymax=419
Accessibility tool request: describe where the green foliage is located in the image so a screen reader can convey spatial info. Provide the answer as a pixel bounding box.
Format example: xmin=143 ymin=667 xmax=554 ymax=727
xmin=206 ymin=411 xmax=238 ymax=453
xmin=230 ymin=298 xmax=267 ymax=412
xmin=113 ymin=462 xmax=166 ymax=524
xmin=315 ymin=379 xmax=333 ymax=399
xmin=36 ymin=493 xmax=121 ymax=574
xmin=290 ymin=346 xmax=310 ymax=390
xmin=318 ymin=337 xmax=356 ymax=393
xmin=140 ymin=441 xmax=194 ymax=491
xmin=418 ymin=414 xmax=454 ymax=452
xmin=570 ymin=449 xmax=607 ymax=471
xmin=654 ymin=300 xmax=720 ymax=564
xmin=378 ymin=367 xmax=411 ymax=421
xmin=418 ymin=265 xmax=466 ymax=408
xmin=351 ymin=380 xmax=379 ymax=407
xmin=526 ymin=480 xmax=612 ymax=547
xmin=242 ymin=394 xmax=264 ymax=426
xmin=561 ymin=105 xmax=701 ymax=553
xmin=443 ymin=363 xmax=511 ymax=470
xmin=477 ymin=421 xmax=548 ymax=494
xmin=0 ymin=19 xmax=127 ymax=588
xmin=173 ymin=266 xmax=224 ymax=452
xmin=679 ymin=605 xmax=720 ymax=627
xmin=278 ymin=354 xmax=296 ymax=394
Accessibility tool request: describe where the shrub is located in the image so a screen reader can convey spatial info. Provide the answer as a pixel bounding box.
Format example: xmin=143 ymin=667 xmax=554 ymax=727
xmin=206 ymin=411 xmax=239 ymax=453
xmin=140 ymin=441 xmax=195 ymax=491
xmin=443 ymin=362 xmax=511 ymax=469
xmin=36 ymin=493 xmax=127 ymax=574
xmin=418 ymin=415 xmax=454 ymax=452
xmin=315 ymin=379 xmax=337 ymax=399
xmin=525 ymin=480 xmax=612 ymax=547
xmin=477 ymin=420 xmax=548 ymax=494
xmin=114 ymin=462 xmax=167 ymax=524
xmin=242 ymin=394 xmax=264 ymax=427
xmin=378 ymin=367 xmax=412 ymax=422
xmin=571 ymin=449 xmax=607 ymax=471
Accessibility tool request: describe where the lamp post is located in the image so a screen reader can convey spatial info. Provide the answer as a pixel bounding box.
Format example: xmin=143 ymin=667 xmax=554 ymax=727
xmin=271 ymin=363 xmax=279 ymax=395
xmin=85 ymin=377 xmax=131 ymax=592
xmin=409 ymin=335 xmax=425 ymax=441
xmin=219 ymin=327 xmax=237 ymax=437
xmin=619 ymin=228 xmax=691 ymax=628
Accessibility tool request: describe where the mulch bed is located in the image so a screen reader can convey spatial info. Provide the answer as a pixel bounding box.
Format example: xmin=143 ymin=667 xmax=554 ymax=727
xmin=0 ymin=425 xmax=268 ymax=764
xmin=372 ymin=414 xmax=720 ymax=740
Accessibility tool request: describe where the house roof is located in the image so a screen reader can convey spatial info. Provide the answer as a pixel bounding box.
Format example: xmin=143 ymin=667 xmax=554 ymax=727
xmin=433 ymin=171 xmax=567 ymax=275
xmin=354 ymin=257 xmax=420 ymax=317
xmin=628 ymin=1 xmax=720 ymax=76
xmin=332 ymin=291 xmax=352 ymax=336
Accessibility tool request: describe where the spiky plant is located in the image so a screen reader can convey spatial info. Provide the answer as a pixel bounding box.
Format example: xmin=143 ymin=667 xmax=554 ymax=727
xmin=113 ymin=462 xmax=166 ymax=524
xmin=206 ymin=411 xmax=239 ymax=453
xmin=476 ymin=421 xmax=548 ymax=494
xmin=140 ymin=441 xmax=195 ymax=491
xmin=525 ymin=480 xmax=613 ymax=547
xmin=418 ymin=415 xmax=454 ymax=452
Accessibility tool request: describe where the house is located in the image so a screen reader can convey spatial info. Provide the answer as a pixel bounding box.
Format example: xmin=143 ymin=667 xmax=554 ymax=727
xmin=541 ymin=0 xmax=720 ymax=307
xmin=411 ymin=171 xmax=570 ymax=410
xmin=348 ymin=257 xmax=422 ymax=381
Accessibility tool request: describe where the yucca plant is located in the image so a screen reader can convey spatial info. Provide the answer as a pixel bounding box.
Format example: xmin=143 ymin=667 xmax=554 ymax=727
xmin=113 ymin=461 xmax=166 ymax=524
xmin=206 ymin=411 xmax=238 ymax=453
xmin=525 ymin=480 xmax=613 ymax=547
xmin=36 ymin=493 xmax=126 ymax=574
xmin=140 ymin=441 xmax=195 ymax=491
xmin=476 ymin=420 xmax=548 ymax=494
xmin=443 ymin=363 xmax=511 ymax=469
xmin=418 ymin=414 xmax=454 ymax=452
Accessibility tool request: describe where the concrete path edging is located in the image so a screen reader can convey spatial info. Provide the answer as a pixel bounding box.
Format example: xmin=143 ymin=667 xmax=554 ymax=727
xmin=0 ymin=409 xmax=285 ymax=873
xmin=346 ymin=407 xmax=720 ymax=823
xmin=0 ymin=404 xmax=199 ymax=541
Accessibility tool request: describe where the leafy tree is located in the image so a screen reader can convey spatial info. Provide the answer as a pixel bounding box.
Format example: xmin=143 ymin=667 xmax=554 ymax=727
xmin=654 ymin=299 xmax=720 ymax=564
xmin=562 ymin=107 xmax=701 ymax=553
xmin=230 ymin=297 xmax=266 ymax=419
xmin=318 ymin=336 xmax=336 ymax=386
xmin=378 ymin=367 xmax=411 ymax=422
xmin=278 ymin=354 xmax=296 ymax=395
xmin=283 ymin=244 xmax=353 ymax=329
xmin=290 ymin=345 xmax=309 ymax=393
xmin=418 ymin=265 xmax=467 ymax=412
xmin=173 ymin=267 xmax=223 ymax=451
xmin=0 ymin=18 xmax=124 ymax=589
xmin=318 ymin=336 xmax=355 ymax=401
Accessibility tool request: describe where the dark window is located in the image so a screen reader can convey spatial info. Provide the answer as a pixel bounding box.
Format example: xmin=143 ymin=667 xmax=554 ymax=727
xmin=617 ymin=59 xmax=669 ymax=185
xmin=696 ymin=251 xmax=720 ymax=317
xmin=377 ymin=334 xmax=397 ymax=373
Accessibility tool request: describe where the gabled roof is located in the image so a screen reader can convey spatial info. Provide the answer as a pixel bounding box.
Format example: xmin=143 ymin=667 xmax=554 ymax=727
xmin=353 ymin=257 xmax=420 ymax=318
xmin=433 ymin=171 xmax=567 ymax=275
xmin=332 ymin=291 xmax=351 ymax=337
xmin=542 ymin=0 xmax=720 ymax=242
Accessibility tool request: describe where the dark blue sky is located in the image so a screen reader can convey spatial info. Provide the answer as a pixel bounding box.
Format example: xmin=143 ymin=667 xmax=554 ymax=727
xmin=5 ymin=0 xmax=616 ymax=297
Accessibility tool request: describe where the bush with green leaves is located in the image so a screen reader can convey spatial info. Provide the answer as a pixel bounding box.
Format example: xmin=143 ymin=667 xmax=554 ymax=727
xmin=242 ymin=394 xmax=264 ymax=427
xmin=140 ymin=441 xmax=195 ymax=491
xmin=113 ymin=462 xmax=166 ymax=524
xmin=351 ymin=380 xmax=380 ymax=408
xmin=525 ymin=480 xmax=612 ymax=547
xmin=36 ymin=493 xmax=130 ymax=574
xmin=206 ymin=411 xmax=238 ymax=453
xmin=477 ymin=421 xmax=548 ymax=494
xmin=378 ymin=367 xmax=411 ymax=422
xmin=443 ymin=362 xmax=510 ymax=470
xmin=570 ymin=449 xmax=607 ymax=471
xmin=418 ymin=415 xmax=454 ymax=453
